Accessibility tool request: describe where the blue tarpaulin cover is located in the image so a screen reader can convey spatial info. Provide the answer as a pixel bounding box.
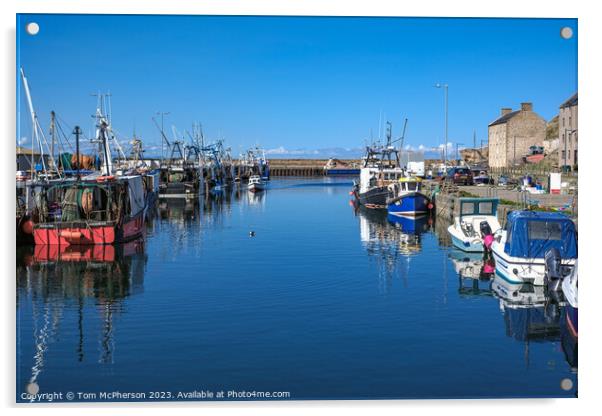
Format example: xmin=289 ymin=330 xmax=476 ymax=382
xmin=504 ymin=211 xmax=577 ymax=259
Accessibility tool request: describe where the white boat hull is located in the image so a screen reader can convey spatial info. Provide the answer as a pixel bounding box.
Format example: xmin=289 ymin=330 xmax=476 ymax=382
xmin=448 ymin=225 xmax=484 ymax=252
xmin=491 ymin=241 xmax=576 ymax=286
xmin=447 ymin=214 xmax=500 ymax=253
xmin=248 ymin=183 xmax=264 ymax=192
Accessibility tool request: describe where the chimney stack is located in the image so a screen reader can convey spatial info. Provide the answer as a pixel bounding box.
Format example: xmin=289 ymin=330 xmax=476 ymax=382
xmin=501 ymin=108 xmax=512 ymax=116
xmin=520 ymin=102 xmax=533 ymax=112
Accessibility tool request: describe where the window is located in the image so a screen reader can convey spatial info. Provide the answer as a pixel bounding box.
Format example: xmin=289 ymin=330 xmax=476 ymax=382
xmin=569 ymin=116 xmax=572 ymax=128
xmin=478 ymin=202 xmax=493 ymax=215
xmin=561 ymin=150 xmax=566 ymax=160
xmin=528 ymin=221 xmax=562 ymax=241
xmin=562 ymin=117 xmax=565 ymax=127
xmin=574 ymin=150 xmax=578 ymax=164
xmin=461 ymin=203 xmax=475 ymax=215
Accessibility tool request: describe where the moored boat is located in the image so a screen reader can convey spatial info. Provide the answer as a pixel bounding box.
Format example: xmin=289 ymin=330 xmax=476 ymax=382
xmin=448 ymin=198 xmax=500 ymax=252
xmin=352 ymin=119 xmax=410 ymax=209
xmin=33 ymin=174 xmax=147 ymax=246
xmin=490 ymin=211 xmax=577 ymax=286
xmin=562 ymin=261 xmax=578 ymax=339
xmin=386 ymin=177 xmax=432 ymax=217
xmin=33 ymin=105 xmax=148 ymax=246
xmin=247 ymin=175 xmax=265 ymax=192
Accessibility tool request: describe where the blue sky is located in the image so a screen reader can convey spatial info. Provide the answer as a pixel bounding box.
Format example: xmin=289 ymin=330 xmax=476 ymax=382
xmin=17 ymin=14 xmax=577 ymax=158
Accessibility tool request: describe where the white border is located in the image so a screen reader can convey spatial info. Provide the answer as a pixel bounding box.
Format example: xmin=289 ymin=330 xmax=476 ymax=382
xmin=2 ymin=0 xmax=600 ymax=415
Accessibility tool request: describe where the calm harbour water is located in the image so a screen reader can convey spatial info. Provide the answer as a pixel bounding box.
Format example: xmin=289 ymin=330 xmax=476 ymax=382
xmin=16 ymin=177 xmax=577 ymax=402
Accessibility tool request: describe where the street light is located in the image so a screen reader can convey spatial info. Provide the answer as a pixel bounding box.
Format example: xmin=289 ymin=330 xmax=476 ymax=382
xmin=564 ymin=128 xmax=577 ymax=171
xmin=434 ymin=83 xmax=449 ymax=164
xmin=156 ymin=111 xmax=170 ymax=161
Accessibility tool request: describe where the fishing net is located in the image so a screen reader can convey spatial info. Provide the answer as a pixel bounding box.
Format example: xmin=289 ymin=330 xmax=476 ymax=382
xmin=61 ymin=188 xmax=81 ymax=221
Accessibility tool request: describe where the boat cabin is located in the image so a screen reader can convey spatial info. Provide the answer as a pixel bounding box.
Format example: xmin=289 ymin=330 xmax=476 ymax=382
xmin=502 ymin=211 xmax=577 ymax=260
xmin=397 ymin=177 xmax=422 ymax=192
xmin=388 ymin=177 xmax=423 ymax=196
xmin=249 ymin=175 xmax=262 ymax=185
xmin=359 ymin=167 xmax=405 ymax=193
xmin=459 ymin=198 xmax=499 ymax=219
xmin=455 ymin=198 xmax=500 ymax=239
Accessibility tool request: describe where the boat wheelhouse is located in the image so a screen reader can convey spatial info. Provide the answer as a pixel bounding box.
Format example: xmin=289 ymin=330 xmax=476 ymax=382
xmin=448 ymin=198 xmax=500 ymax=252
xmin=491 ymin=211 xmax=577 ymax=286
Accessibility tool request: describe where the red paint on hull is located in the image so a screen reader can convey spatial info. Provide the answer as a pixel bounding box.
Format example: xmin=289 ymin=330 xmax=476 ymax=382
xmin=34 ymin=244 xmax=116 ymax=262
xmin=33 ymin=212 xmax=144 ymax=246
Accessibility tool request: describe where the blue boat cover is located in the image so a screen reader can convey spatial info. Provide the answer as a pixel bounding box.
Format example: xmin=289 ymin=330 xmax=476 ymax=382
xmin=504 ymin=211 xmax=577 ymax=259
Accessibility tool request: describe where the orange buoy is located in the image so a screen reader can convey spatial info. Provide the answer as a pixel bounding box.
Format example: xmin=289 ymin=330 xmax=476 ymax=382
xmin=21 ymin=219 xmax=34 ymax=235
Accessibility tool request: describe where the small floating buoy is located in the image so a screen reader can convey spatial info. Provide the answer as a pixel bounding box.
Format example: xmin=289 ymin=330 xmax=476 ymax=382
xmin=249 ymin=231 xmax=256 ymax=237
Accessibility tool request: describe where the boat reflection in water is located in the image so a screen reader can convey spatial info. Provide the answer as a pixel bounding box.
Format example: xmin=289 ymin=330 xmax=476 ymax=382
xmin=356 ymin=206 xmax=431 ymax=290
xmin=16 ymin=239 xmax=147 ymax=396
xmin=491 ymin=276 xmax=577 ymax=393
xmin=449 ymin=250 xmax=495 ymax=297
xmin=492 ymin=276 xmax=562 ymax=342
xmin=247 ymin=187 xmax=267 ymax=207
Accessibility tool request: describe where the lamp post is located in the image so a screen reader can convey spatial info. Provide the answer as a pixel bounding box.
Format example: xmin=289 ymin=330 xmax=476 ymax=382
xmin=564 ymin=128 xmax=577 ymax=171
xmin=434 ymin=83 xmax=448 ymax=164
xmin=156 ymin=111 xmax=170 ymax=161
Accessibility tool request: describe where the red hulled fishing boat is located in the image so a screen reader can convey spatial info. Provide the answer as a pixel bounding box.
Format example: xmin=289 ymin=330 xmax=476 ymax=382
xmin=32 ymin=106 xmax=148 ymax=246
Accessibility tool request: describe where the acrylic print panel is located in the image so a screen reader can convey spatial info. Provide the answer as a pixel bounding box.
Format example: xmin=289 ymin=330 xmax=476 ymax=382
xmin=16 ymin=14 xmax=578 ymax=402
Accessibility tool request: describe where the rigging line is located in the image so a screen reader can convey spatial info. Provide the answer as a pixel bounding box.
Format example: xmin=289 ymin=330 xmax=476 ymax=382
xmin=35 ymin=118 xmax=64 ymax=178
xmin=54 ymin=117 xmax=75 ymax=153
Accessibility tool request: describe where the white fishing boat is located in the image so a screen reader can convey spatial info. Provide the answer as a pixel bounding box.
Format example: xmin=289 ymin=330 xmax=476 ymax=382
xmin=247 ymin=175 xmax=265 ymax=192
xmin=447 ymin=198 xmax=500 ymax=252
xmin=352 ymin=119 xmax=407 ymax=209
xmin=490 ymin=211 xmax=577 ymax=286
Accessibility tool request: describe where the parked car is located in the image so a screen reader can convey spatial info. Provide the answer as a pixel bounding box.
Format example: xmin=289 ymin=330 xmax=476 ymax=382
xmin=497 ymin=175 xmax=519 ymax=188
xmin=444 ymin=167 xmax=474 ymax=185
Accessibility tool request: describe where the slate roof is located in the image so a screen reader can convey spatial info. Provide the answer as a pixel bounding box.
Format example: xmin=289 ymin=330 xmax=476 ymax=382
xmin=560 ymin=92 xmax=578 ymax=109
xmin=488 ymin=110 xmax=521 ymax=127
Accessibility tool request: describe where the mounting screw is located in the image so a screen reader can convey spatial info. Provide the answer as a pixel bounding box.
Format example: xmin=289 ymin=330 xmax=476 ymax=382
xmin=26 ymin=22 xmax=40 ymax=36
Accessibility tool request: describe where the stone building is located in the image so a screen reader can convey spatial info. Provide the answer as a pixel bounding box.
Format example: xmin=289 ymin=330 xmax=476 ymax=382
xmin=558 ymin=92 xmax=578 ymax=170
xmin=487 ymin=102 xmax=547 ymax=169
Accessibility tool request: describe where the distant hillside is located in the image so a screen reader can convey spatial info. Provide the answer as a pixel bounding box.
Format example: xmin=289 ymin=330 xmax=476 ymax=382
xmin=460 ymin=147 xmax=488 ymax=165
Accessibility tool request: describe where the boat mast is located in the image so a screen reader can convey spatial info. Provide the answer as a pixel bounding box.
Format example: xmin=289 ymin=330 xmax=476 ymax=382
xmin=95 ymin=104 xmax=113 ymax=176
xmin=50 ymin=111 xmax=56 ymax=172
xmin=20 ymin=68 xmax=51 ymax=178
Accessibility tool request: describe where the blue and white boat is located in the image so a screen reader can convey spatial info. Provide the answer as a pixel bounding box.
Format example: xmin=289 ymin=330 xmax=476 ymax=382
xmin=447 ymin=198 xmax=500 ymax=252
xmin=491 ymin=211 xmax=577 ymax=286
xmin=386 ymin=177 xmax=432 ymax=217
xmin=562 ymin=260 xmax=578 ymax=339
